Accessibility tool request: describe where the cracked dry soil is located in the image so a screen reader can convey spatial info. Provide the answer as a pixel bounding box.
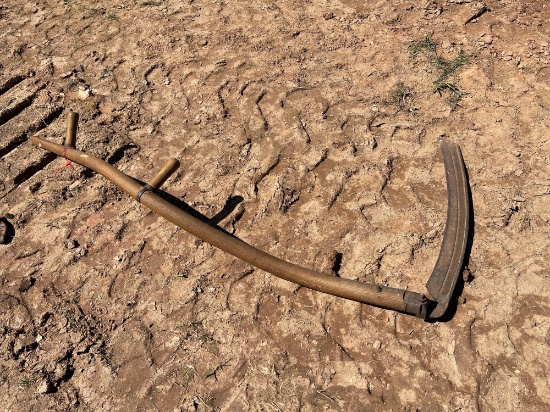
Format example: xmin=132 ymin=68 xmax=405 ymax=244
xmin=1 ymin=1 xmax=549 ymax=411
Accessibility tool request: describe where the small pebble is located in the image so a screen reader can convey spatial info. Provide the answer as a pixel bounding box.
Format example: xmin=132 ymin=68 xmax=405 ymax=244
xmin=65 ymin=239 xmax=78 ymax=249
xmin=362 ymin=198 xmax=377 ymax=207
xmin=59 ymin=70 xmax=74 ymax=79
xmin=73 ymin=247 xmax=87 ymax=258
xmin=36 ymin=379 xmax=55 ymax=394
xmin=78 ymin=86 xmax=90 ymax=100
xmin=480 ymin=34 xmax=493 ymax=45
xmin=68 ymin=180 xmax=81 ymax=190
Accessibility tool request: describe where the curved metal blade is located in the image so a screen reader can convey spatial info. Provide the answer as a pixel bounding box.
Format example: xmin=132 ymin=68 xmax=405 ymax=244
xmin=426 ymin=141 xmax=470 ymax=319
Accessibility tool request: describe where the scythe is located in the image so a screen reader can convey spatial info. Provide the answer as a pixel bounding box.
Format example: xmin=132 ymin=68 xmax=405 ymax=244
xmin=32 ymin=112 xmax=470 ymax=320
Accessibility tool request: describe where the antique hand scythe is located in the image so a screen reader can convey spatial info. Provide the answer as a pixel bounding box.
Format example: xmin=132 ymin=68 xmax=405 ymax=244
xmin=31 ymin=112 xmax=470 ymax=320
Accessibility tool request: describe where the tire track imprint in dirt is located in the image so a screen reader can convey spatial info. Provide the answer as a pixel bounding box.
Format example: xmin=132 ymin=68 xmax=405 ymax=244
xmin=0 ymin=78 xmax=46 ymax=126
xmin=0 ymin=103 xmax=63 ymax=158
xmin=0 ymin=73 xmax=27 ymax=96
xmin=0 ymin=73 xmax=65 ymax=198
xmin=216 ymin=79 xmax=230 ymax=119
xmin=254 ymin=90 xmax=269 ymax=132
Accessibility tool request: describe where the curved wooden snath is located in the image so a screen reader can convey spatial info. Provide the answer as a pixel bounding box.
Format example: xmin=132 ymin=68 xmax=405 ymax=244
xmin=31 ymin=112 xmax=470 ymax=320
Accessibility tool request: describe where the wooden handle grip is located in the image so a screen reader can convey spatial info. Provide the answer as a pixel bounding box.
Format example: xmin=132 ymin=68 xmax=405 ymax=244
xmin=65 ymin=112 xmax=79 ymax=147
xmin=148 ymin=158 xmax=180 ymax=189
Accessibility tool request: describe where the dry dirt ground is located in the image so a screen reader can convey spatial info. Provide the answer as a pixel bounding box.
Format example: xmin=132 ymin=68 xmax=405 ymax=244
xmin=1 ymin=0 xmax=549 ymax=411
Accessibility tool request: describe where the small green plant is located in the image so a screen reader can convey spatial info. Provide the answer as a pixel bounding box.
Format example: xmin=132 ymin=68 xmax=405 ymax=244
xmin=432 ymin=51 xmax=468 ymax=109
xmin=410 ymin=36 xmax=469 ymax=110
xmin=433 ymin=50 xmax=469 ymax=78
xmin=391 ymin=82 xmax=418 ymax=115
xmin=141 ymin=1 xmax=162 ymax=6
xmin=68 ymin=186 xmax=79 ymax=197
xmin=433 ymin=80 xmax=461 ymax=94
xmin=391 ymin=82 xmax=413 ymax=106
xmin=447 ymin=92 xmax=464 ymax=110
xmin=200 ymin=332 xmax=213 ymax=342
xmin=17 ymin=377 xmax=37 ymax=390
xmin=88 ymin=7 xmax=100 ymax=16
xmin=410 ymin=35 xmax=436 ymax=58
xmin=107 ymin=12 xmax=118 ymax=20
xmin=102 ymin=347 xmax=119 ymax=374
